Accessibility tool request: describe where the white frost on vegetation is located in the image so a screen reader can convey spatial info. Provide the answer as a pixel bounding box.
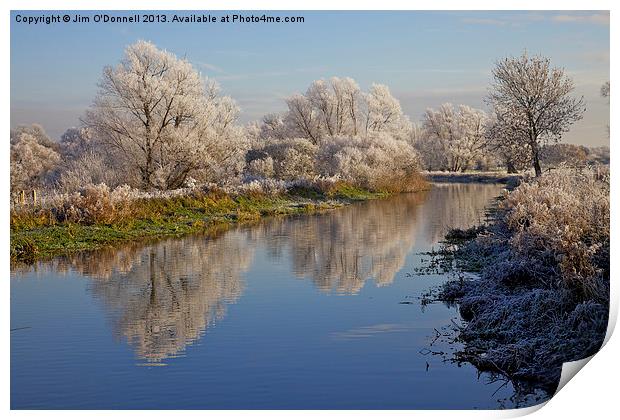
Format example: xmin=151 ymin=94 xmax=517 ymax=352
xmin=438 ymin=167 xmax=609 ymax=392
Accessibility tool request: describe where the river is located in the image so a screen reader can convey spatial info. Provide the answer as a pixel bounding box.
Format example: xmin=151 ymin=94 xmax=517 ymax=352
xmin=11 ymin=183 xmax=543 ymax=409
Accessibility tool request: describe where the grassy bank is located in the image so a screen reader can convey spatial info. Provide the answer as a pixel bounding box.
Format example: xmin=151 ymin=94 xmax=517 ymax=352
xmin=11 ymin=182 xmax=395 ymax=264
xmin=422 ymin=168 xmax=609 ymax=395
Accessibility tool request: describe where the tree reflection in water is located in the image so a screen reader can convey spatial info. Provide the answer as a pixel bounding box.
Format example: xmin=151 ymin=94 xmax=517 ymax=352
xmin=15 ymin=183 xmax=503 ymax=363
xmin=36 ymin=233 xmax=254 ymax=363
xmin=415 ymin=183 xmax=504 ymax=244
xmin=250 ymin=191 xmax=428 ymax=294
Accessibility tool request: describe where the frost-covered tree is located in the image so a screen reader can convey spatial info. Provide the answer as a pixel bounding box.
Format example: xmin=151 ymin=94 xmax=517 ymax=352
xmin=364 ymin=84 xmax=412 ymax=140
xmin=283 ymin=77 xmax=363 ymax=141
xmin=601 ymin=81 xmax=610 ymax=99
xmin=284 ymin=93 xmax=322 ymax=143
xmin=601 ymin=81 xmax=610 ymax=137
xmin=248 ymin=77 xmax=420 ymax=191
xmin=272 ymin=78 xmax=412 ymax=143
xmin=413 ymin=135 xmax=448 ymax=171
xmin=55 ymin=126 xmax=132 ymax=191
xmin=10 ymin=125 xmax=61 ymax=192
xmin=485 ymin=114 xmax=531 ymax=173
xmin=85 ymin=40 xmax=245 ymax=190
xmin=11 ymin=124 xmax=60 ymax=153
xmin=259 ymin=113 xmax=290 ymax=140
xmin=586 ymin=146 xmax=610 ymax=165
xmin=411 ymin=121 xmax=448 ymax=171
xmin=420 ymin=104 xmax=488 ymax=172
xmin=58 ymin=152 xmax=127 ymax=193
xmin=487 ymin=53 xmax=586 ymax=177
xmin=59 ymin=127 xmax=98 ymax=160
xmin=541 ymin=143 xmax=588 ymax=168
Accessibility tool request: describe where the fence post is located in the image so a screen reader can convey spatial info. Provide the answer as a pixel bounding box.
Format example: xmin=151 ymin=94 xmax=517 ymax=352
xmin=19 ymin=190 xmax=25 ymax=205
xmin=32 ymin=190 xmax=37 ymax=206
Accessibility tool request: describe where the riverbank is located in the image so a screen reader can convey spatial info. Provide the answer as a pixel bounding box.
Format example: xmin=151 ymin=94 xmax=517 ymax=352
xmin=424 ymin=171 xmax=521 ymax=188
xmin=11 ymin=180 xmax=413 ymax=264
xmin=425 ymin=168 xmax=609 ymax=394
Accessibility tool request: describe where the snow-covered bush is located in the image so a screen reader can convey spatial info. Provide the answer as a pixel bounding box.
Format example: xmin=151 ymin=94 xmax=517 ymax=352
xmin=500 ymin=167 xmax=609 ymax=298
xmin=233 ymin=178 xmax=288 ymax=196
xmin=53 ymin=184 xmax=115 ymax=225
xmin=10 ymin=125 xmax=61 ymax=192
xmin=51 ymin=183 xmax=139 ymax=225
xmin=58 ymin=151 xmax=128 ymax=193
xmin=246 ymin=138 xmax=318 ymax=181
xmin=317 ymin=133 xmax=422 ymax=192
xmin=286 ymin=176 xmax=342 ymax=195
xmin=246 ymin=157 xmax=275 ymax=179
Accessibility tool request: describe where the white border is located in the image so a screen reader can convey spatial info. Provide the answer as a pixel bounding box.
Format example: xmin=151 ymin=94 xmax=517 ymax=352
xmin=2 ymin=1 xmax=616 ymax=419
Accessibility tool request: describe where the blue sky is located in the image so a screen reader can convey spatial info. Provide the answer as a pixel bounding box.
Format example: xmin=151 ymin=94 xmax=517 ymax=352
xmin=11 ymin=10 xmax=610 ymax=145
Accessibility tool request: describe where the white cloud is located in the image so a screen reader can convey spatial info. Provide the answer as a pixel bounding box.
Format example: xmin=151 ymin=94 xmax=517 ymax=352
xmin=551 ymin=13 xmax=610 ymax=25
xmin=460 ymin=13 xmax=544 ymax=27
xmin=197 ymin=62 xmax=224 ymax=73
xmin=461 ymin=18 xmax=508 ymax=27
xmin=461 ymin=12 xmax=609 ymax=27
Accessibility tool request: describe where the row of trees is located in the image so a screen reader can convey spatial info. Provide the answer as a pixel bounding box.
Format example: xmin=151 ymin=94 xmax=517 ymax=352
xmin=414 ymin=53 xmax=602 ymax=175
xmin=414 ymin=99 xmax=603 ymax=174
xmin=257 ymin=77 xmax=412 ymax=143
xmin=10 ymin=41 xmax=421 ymax=194
xmin=244 ymin=77 xmax=421 ymax=191
xmin=10 ymin=41 xmax=606 ymax=194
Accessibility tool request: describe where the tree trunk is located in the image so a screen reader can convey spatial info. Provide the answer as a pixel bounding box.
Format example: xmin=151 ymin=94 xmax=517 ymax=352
xmin=533 ymin=153 xmax=542 ymax=177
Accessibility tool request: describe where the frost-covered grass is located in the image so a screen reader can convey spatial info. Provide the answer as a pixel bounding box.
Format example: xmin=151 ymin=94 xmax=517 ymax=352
xmin=433 ymin=166 xmax=609 ymax=393
xmin=10 ymin=178 xmax=395 ymax=263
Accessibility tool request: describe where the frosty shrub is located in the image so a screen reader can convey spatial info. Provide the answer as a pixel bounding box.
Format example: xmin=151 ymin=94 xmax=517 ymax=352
xmin=286 ymin=176 xmax=342 ymax=195
xmin=54 ymin=184 xmax=114 ymax=225
xmin=434 ymin=166 xmax=610 ymax=391
xmin=246 ymin=157 xmax=275 ymax=179
xmin=500 ymin=167 xmax=609 ymax=298
xmin=58 ymin=151 xmax=129 ymax=193
xmin=53 ymin=183 xmax=137 ymax=225
xmin=413 ymin=135 xmax=449 ymax=171
xmin=10 ymin=126 xmax=61 ymax=192
xmin=246 ymin=138 xmax=318 ymax=181
xmin=317 ymin=133 xmax=422 ymax=192
xmin=233 ymin=178 xmax=288 ymax=196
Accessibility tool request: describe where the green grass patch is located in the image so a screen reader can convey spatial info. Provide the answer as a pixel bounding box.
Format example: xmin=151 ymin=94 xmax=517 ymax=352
xmin=327 ymin=183 xmax=390 ymax=201
xmin=10 ymin=187 xmax=391 ymax=264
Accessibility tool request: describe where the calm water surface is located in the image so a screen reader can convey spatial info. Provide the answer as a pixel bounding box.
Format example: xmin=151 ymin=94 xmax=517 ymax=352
xmin=11 ymin=183 xmax=542 ymax=409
